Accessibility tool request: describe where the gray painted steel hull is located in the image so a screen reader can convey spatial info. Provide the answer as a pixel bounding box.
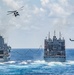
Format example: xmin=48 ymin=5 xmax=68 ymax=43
xmin=44 ymin=57 xmax=66 ymax=62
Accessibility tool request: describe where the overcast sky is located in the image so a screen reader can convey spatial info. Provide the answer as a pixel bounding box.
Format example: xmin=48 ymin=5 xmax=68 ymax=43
xmin=0 ymin=0 xmax=74 ymax=48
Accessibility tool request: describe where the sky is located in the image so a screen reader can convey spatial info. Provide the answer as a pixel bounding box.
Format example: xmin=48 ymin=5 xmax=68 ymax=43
xmin=0 ymin=0 xmax=74 ymax=48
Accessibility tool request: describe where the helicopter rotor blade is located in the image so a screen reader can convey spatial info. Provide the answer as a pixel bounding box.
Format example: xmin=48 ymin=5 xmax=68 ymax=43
xmin=7 ymin=12 xmax=14 ymax=15
xmin=7 ymin=10 xmax=17 ymax=15
xmin=18 ymin=6 xmax=24 ymax=11
xmin=20 ymin=6 xmax=24 ymax=8
xmin=7 ymin=11 xmax=16 ymax=12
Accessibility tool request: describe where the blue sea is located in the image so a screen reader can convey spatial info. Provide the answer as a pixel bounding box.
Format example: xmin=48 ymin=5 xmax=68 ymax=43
xmin=0 ymin=49 xmax=74 ymax=75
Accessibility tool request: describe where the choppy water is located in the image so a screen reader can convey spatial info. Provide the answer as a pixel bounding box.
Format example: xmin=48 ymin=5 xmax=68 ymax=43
xmin=0 ymin=49 xmax=74 ymax=75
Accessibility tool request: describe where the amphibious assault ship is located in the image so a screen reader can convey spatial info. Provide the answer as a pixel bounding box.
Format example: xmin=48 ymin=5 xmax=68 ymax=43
xmin=44 ymin=31 xmax=66 ymax=62
xmin=0 ymin=36 xmax=11 ymax=61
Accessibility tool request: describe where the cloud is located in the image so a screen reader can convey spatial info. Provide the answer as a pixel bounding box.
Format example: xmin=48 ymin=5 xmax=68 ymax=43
xmin=40 ymin=8 xmax=45 ymax=12
xmin=33 ymin=6 xmax=45 ymax=15
xmin=1 ymin=0 xmax=74 ymax=48
xmin=49 ymin=3 xmax=67 ymax=16
xmin=59 ymin=0 xmax=68 ymax=5
xmin=2 ymin=0 xmax=20 ymax=9
xmin=2 ymin=0 xmax=33 ymax=28
xmin=33 ymin=6 xmax=40 ymax=14
xmin=0 ymin=0 xmax=34 ymax=38
xmin=1 ymin=0 xmax=74 ymax=32
xmin=40 ymin=0 xmax=71 ymax=17
xmin=41 ymin=0 xmax=49 ymax=6
xmin=37 ymin=0 xmax=74 ymax=30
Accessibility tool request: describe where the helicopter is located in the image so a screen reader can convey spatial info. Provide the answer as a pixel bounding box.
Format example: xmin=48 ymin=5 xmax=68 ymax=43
xmin=69 ymin=38 xmax=74 ymax=41
xmin=7 ymin=6 xmax=24 ymax=17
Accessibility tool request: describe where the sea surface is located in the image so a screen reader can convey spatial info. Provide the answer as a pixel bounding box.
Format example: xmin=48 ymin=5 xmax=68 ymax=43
xmin=0 ymin=49 xmax=74 ymax=75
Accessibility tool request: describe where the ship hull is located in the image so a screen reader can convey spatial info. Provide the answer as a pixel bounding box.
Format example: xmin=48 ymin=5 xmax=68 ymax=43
xmin=3 ymin=56 xmax=10 ymax=62
xmin=0 ymin=58 xmax=10 ymax=62
xmin=0 ymin=55 xmax=10 ymax=62
xmin=44 ymin=57 xmax=66 ymax=62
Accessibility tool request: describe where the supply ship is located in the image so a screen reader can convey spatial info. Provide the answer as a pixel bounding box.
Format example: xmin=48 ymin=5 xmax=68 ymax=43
xmin=0 ymin=36 xmax=11 ymax=61
xmin=44 ymin=31 xmax=66 ymax=62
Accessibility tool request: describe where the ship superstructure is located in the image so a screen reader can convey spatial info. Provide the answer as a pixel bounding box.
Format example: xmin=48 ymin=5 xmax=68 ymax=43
xmin=44 ymin=31 xmax=66 ymax=62
xmin=0 ymin=36 xmax=11 ymax=61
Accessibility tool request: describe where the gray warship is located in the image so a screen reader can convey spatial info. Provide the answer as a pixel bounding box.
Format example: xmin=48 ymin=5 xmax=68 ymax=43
xmin=0 ymin=36 xmax=11 ymax=61
xmin=44 ymin=31 xmax=66 ymax=62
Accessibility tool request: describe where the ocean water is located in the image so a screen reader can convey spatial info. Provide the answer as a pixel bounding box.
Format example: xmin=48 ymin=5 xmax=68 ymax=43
xmin=0 ymin=49 xmax=74 ymax=75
